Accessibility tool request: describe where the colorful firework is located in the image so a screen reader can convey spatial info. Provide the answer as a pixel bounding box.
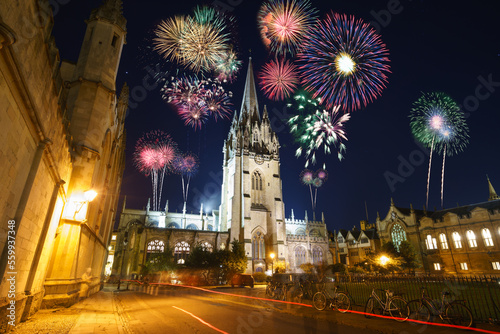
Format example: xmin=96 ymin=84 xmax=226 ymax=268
xmin=178 ymin=103 xmax=208 ymax=130
xmin=409 ymin=92 xmax=469 ymax=207
xmin=315 ymin=169 xmax=328 ymax=181
xmin=300 ymin=168 xmax=327 ymax=218
xmin=258 ymin=0 xmax=318 ymax=56
xmin=297 ymin=12 xmax=391 ymax=111
xmin=134 ymin=131 xmax=178 ymax=211
xmin=173 ymin=152 xmax=200 ymax=203
xmin=290 ymin=105 xmax=349 ymax=167
xmin=300 ymin=169 xmax=314 ymax=185
xmin=153 ymin=16 xmax=188 ymax=64
xmin=259 ymin=58 xmax=299 ymax=101
xmin=214 ymin=50 xmax=242 ymax=82
xmin=201 ymin=79 xmax=233 ymax=120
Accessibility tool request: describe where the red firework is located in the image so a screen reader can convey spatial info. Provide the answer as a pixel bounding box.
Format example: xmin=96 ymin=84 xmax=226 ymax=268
xmin=259 ymin=58 xmax=299 ymax=101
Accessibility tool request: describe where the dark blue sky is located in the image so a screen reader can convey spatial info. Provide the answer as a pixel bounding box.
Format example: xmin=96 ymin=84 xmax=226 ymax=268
xmin=53 ymin=0 xmax=500 ymax=232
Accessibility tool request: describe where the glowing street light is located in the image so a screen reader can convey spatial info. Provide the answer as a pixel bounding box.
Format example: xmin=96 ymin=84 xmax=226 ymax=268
xmin=379 ymin=255 xmax=390 ymax=266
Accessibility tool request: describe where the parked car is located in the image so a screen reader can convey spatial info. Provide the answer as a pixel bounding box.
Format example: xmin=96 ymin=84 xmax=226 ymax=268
xmin=231 ymin=274 xmax=254 ymax=288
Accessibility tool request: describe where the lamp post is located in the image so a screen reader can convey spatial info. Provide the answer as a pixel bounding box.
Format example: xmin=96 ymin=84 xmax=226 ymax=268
xmin=270 ymin=253 xmax=275 ymax=274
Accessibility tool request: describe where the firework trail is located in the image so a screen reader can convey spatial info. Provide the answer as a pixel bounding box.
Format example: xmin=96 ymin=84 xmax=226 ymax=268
xmin=300 ymin=169 xmax=328 ymax=216
xmin=134 ymin=131 xmax=178 ymax=211
xmin=410 ymin=92 xmax=469 ymax=207
xmin=173 ymin=152 xmax=199 ymax=204
xmin=258 ymin=0 xmax=318 ymax=56
xmin=297 ymin=12 xmax=390 ymax=111
xmin=259 ymin=58 xmax=299 ymax=101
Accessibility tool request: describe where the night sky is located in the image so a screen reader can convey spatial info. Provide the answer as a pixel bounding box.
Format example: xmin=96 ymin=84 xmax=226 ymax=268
xmin=52 ymin=0 xmax=500 ymax=232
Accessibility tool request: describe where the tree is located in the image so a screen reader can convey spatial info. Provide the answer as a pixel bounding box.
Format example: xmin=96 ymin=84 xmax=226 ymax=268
xmin=141 ymin=246 xmax=176 ymax=276
xmin=398 ymin=240 xmax=421 ymax=273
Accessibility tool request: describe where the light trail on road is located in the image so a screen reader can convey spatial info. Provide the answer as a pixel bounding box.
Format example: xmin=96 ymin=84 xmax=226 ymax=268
xmin=172 ymin=306 xmax=229 ymax=334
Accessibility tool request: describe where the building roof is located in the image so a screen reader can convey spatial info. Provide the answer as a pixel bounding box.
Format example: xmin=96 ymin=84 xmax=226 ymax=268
xmin=428 ymin=199 xmax=500 ymax=220
xmin=363 ymin=229 xmax=380 ymax=240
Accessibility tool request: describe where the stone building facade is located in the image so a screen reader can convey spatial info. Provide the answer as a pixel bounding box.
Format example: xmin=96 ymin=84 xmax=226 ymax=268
xmin=376 ymin=178 xmax=500 ymax=275
xmin=114 ymin=60 xmax=332 ymax=277
xmin=0 ymin=0 xmax=127 ymax=329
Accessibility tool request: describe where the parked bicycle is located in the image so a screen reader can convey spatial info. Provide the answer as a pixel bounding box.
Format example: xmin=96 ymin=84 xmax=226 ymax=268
xmin=266 ymin=280 xmax=288 ymax=301
xmin=407 ymin=287 xmax=473 ymax=327
xmin=364 ymin=284 xmax=409 ymax=322
xmin=312 ymin=282 xmax=351 ymax=313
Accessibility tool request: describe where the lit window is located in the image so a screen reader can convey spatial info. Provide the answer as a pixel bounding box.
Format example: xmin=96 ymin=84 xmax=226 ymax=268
xmin=391 ymin=224 xmax=407 ymax=252
xmin=425 ymin=235 xmax=437 ymax=250
xmin=174 ymin=241 xmax=190 ymax=264
xmin=439 ymin=233 xmax=449 ymax=249
xmin=295 ymin=246 xmax=306 ymax=266
xmin=312 ymin=247 xmax=323 ymax=264
xmin=147 ymin=239 xmax=165 ymax=253
xmin=466 ymin=230 xmax=477 ymax=248
xmin=200 ymin=241 xmax=213 ymax=252
xmin=492 ymin=262 xmax=500 ymax=270
xmin=459 ymin=262 xmax=468 ymax=270
xmin=252 ymin=232 xmax=265 ymax=259
xmin=111 ymin=235 xmax=117 ymax=241
xmin=482 ymin=228 xmax=494 ymax=247
xmin=433 ymin=263 xmax=441 ymax=271
xmin=452 ymin=232 xmax=462 ymax=249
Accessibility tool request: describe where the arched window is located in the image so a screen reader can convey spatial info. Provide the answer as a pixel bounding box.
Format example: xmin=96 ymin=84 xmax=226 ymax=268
xmin=207 ymin=224 xmax=214 ymax=231
xmin=391 ymin=223 xmax=407 ymax=252
xmin=452 ymin=232 xmax=462 ymax=249
xmin=166 ymin=222 xmax=180 ymax=229
xmin=174 ymin=241 xmax=190 ymax=264
xmin=251 ymin=171 xmax=263 ymax=205
xmin=312 ymin=247 xmax=323 ymax=264
xmin=295 ymin=228 xmax=306 ymax=236
xmin=425 ymin=234 xmax=437 ymax=250
xmin=482 ymin=228 xmax=494 ymax=247
xmin=252 ymin=231 xmax=265 ymax=259
xmin=186 ymin=224 xmax=198 ymax=230
xmin=310 ymin=229 xmax=320 ymax=238
xmin=147 ymin=239 xmax=165 ymax=253
xmin=439 ymin=233 xmax=449 ymax=249
xmin=199 ymin=241 xmax=213 ymax=252
xmin=466 ymin=230 xmax=477 ymax=248
xmin=295 ymin=246 xmax=307 ymax=267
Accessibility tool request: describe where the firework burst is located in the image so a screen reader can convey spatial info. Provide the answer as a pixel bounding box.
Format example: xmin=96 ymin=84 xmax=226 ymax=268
xmin=297 ymin=12 xmax=391 ymax=111
xmin=300 ymin=168 xmax=327 ymax=217
xmin=202 ymin=80 xmax=233 ymax=120
xmin=153 ymin=16 xmax=188 ymax=64
xmin=259 ymin=0 xmax=318 ymax=56
xmin=214 ymin=50 xmax=242 ymax=82
xmin=290 ymin=105 xmax=349 ymax=167
xmin=134 ymin=131 xmax=178 ymax=211
xmin=173 ymin=152 xmax=200 ymax=203
xmin=259 ymin=58 xmax=299 ymax=101
xmin=410 ymin=92 xmax=469 ymax=207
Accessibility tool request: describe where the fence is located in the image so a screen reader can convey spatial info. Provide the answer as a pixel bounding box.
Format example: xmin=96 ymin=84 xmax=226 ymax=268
xmin=325 ymin=274 xmax=500 ymax=324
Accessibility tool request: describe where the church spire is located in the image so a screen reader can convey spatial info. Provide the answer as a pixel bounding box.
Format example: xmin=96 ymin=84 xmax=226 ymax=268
xmin=90 ymin=0 xmax=126 ymax=31
xmin=240 ymin=58 xmax=260 ymax=122
xmin=487 ymin=175 xmax=499 ymax=201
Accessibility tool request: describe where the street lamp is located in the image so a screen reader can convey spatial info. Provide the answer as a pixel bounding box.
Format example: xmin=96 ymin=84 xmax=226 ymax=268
xmin=270 ymin=253 xmax=275 ymax=274
xmin=379 ymin=255 xmax=390 ymax=266
xmin=62 ymin=189 xmax=98 ymax=221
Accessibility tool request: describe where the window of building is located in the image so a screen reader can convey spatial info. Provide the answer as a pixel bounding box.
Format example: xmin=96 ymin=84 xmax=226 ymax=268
xmin=252 ymin=231 xmax=265 ymax=259
xmin=174 ymin=241 xmax=190 ymax=264
xmin=312 ymin=247 xmax=323 ymax=264
xmin=200 ymin=241 xmax=213 ymax=252
xmin=111 ymin=34 xmax=118 ymax=47
xmin=186 ymin=224 xmax=198 ymax=230
xmin=251 ymin=171 xmax=263 ymax=205
xmin=433 ymin=263 xmax=441 ymax=271
xmin=439 ymin=233 xmax=449 ymax=249
xmin=452 ymin=232 xmax=462 ymax=249
xmin=338 ymin=236 xmax=344 ymax=243
xmin=295 ymin=246 xmax=307 ymax=266
xmin=459 ymin=262 xmax=468 ymax=270
xmin=360 ymin=237 xmax=369 ymax=244
xmin=482 ymin=228 xmax=494 ymax=247
xmin=425 ymin=234 xmax=437 ymax=250
xmin=350 ymin=251 xmax=359 ymax=257
xmin=166 ymin=222 xmax=180 ymax=229
xmin=147 ymin=239 xmax=165 ymax=253
xmin=295 ymin=228 xmax=306 ymax=235
xmin=111 ymin=235 xmax=117 ymax=241
xmin=391 ymin=223 xmax=407 ymax=252
xmin=492 ymin=262 xmax=500 ymax=270
xmin=466 ymin=230 xmax=477 ymax=248
xmin=310 ymin=229 xmax=320 ymax=237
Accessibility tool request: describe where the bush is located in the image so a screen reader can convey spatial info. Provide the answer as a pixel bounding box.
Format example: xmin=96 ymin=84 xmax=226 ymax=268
xmin=253 ymin=272 xmax=268 ymax=283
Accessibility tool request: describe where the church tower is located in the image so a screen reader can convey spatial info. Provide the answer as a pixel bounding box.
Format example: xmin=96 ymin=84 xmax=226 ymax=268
xmin=219 ymin=59 xmax=287 ymax=273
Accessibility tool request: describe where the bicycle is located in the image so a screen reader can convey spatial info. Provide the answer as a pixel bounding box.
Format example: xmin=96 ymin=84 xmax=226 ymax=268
xmin=407 ymin=287 xmax=473 ymax=327
xmin=364 ymin=284 xmax=409 ymax=322
xmin=312 ymin=283 xmax=351 ymax=313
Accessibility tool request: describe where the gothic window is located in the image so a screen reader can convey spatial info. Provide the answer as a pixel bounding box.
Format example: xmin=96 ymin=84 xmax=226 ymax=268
xmin=295 ymin=246 xmax=307 ymax=267
xmin=252 ymin=171 xmax=263 ymax=205
xmin=147 ymin=239 xmax=165 ymax=253
xmin=166 ymin=222 xmax=180 ymax=229
xmin=312 ymin=247 xmax=323 ymax=264
xmin=186 ymin=224 xmax=198 ymax=230
xmin=482 ymin=228 xmax=494 ymax=247
xmin=466 ymin=230 xmax=477 ymax=248
xmin=390 ymin=223 xmax=407 ymax=252
xmin=174 ymin=241 xmax=190 ymax=264
xmin=439 ymin=233 xmax=449 ymax=249
xmin=207 ymin=224 xmax=214 ymax=231
xmin=252 ymin=231 xmax=265 ymax=259
xmin=425 ymin=234 xmax=437 ymax=250
xmin=452 ymin=232 xmax=462 ymax=249
xmin=295 ymin=228 xmax=306 ymax=236
xmin=253 ymin=131 xmax=259 ymax=145
xmin=309 ymin=229 xmax=320 ymax=237
xmin=200 ymin=241 xmax=213 ymax=252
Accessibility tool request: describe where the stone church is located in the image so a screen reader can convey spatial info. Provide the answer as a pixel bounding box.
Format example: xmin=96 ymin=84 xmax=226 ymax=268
xmin=0 ymin=0 xmax=127 ymax=329
xmin=114 ymin=60 xmax=332 ymax=279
